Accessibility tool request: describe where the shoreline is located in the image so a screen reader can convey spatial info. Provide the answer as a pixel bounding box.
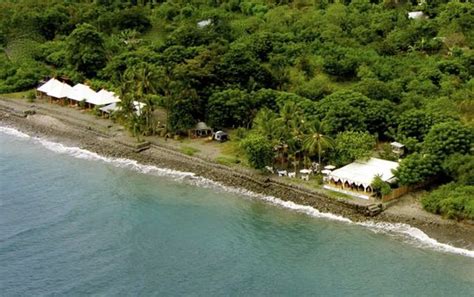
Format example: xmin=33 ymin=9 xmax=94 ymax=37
xmin=1 ymin=98 xmax=473 ymax=252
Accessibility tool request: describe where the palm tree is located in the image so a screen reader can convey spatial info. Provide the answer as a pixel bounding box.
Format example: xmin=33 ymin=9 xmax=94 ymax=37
xmin=253 ymin=108 xmax=279 ymax=141
xmin=303 ymin=120 xmax=334 ymax=172
xmin=122 ymin=62 xmax=160 ymax=135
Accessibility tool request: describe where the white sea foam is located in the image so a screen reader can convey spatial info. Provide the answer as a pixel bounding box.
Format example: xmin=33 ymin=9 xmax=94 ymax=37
xmin=36 ymin=138 xmax=197 ymax=180
xmin=0 ymin=126 xmax=31 ymax=139
xmin=1 ymin=125 xmax=473 ymax=258
xmin=358 ymin=221 xmax=474 ymax=258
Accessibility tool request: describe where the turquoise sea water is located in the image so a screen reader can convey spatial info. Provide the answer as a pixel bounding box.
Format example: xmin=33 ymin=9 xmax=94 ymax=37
xmin=1 ymin=127 xmax=474 ymax=296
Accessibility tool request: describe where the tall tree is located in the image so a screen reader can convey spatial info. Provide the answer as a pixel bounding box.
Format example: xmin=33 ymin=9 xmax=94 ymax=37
xmin=303 ymin=120 xmax=334 ymax=171
xmin=66 ymin=23 xmax=107 ymax=77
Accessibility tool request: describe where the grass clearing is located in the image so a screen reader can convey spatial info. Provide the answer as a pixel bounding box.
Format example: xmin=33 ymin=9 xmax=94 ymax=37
xmin=180 ymin=146 xmax=200 ymax=156
xmin=3 ymin=89 xmax=35 ymax=99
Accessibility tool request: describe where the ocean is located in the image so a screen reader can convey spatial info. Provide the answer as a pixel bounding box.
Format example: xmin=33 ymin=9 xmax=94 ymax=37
xmin=1 ymin=127 xmax=473 ymax=296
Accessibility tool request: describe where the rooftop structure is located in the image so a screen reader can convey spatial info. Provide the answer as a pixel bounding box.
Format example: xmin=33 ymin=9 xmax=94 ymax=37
xmin=47 ymin=81 xmax=73 ymax=99
xmin=324 ymin=158 xmax=399 ymax=199
xmin=408 ymin=11 xmax=427 ymax=20
xmin=67 ymin=83 xmax=97 ymax=103
xmin=37 ymin=78 xmax=61 ymax=94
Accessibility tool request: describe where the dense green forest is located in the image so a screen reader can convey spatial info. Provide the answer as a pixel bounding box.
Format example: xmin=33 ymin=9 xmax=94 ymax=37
xmin=0 ymin=0 xmax=472 ymax=218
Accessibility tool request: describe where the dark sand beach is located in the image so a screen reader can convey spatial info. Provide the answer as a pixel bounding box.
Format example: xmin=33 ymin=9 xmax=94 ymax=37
xmin=1 ymin=97 xmax=473 ymax=250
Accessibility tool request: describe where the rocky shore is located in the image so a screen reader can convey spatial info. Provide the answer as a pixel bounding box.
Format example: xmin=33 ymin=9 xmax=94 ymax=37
xmin=1 ymin=97 xmax=473 ymax=251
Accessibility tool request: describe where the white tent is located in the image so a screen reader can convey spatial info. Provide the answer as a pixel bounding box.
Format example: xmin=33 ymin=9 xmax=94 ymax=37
xmin=99 ymin=102 xmax=119 ymax=114
xmin=47 ymin=81 xmax=73 ymax=99
xmin=67 ymin=83 xmax=97 ymax=103
xmin=37 ymin=78 xmax=61 ymax=94
xmin=327 ymin=158 xmax=399 ymax=189
xmin=96 ymin=89 xmax=121 ymax=105
xmin=100 ymin=101 xmax=144 ymax=115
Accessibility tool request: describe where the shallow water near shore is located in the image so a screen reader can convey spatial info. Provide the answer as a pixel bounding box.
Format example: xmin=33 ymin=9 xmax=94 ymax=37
xmin=1 ymin=128 xmax=474 ymax=296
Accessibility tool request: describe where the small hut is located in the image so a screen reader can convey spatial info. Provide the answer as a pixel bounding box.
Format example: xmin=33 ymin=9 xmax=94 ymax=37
xmin=390 ymin=142 xmax=405 ymax=156
xmin=191 ymin=122 xmax=212 ymax=138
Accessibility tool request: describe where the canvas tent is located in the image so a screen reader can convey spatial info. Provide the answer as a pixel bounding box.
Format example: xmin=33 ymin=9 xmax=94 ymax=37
xmin=67 ymin=83 xmax=97 ymax=105
xmin=99 ymin=102 xmax=119 ymax=114
xmin=96 ymin=89 xmax=121 ymax=105
xmin=37 ymin=78 xmax=61 ymax=96
xmin=47 ymin=81 xmax=73 ymax=100
xmin=100 ymin=101 xmax=144 ymax=115
xmin=324 ymin=158 xmax=399 ymax=199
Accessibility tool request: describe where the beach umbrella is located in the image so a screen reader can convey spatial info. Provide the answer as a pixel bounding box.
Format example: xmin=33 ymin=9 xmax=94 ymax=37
xmin=321 ymin=169 xmax=332 ymax=175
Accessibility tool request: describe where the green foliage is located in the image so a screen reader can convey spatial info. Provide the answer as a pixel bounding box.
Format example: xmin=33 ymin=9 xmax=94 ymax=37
xmin=116 ymin=8 xmax=151 ymax=33
xmin=371 ymin=175 xmax=392 ymax=199
xmin=240 ymin=134 xmax=273 ymax=169
xmin=330 ymin=131 xmax=376 ymax=167
xmin=378 ymin=143 xmax=399 ymax=162
xmin=66 ymin=23 xmax=107 ymax=77
xmin=181 ymin=146 xmax=199 ymax=156
xmin=0 ymin=1 xmax=472 ymax=201
xmin=442 ymin=154 xmax=474 ymax=186
xmin=422 ymin=183 xmax=474 ymax=220
xmin=317 ymin=90 xmax=394 ymax=137
xmin=423 ymin=122 xmax=473 ymax=161
xmin=26 ymin=90 xmax=35 ymax=102
xmin=208 ymin=89 xmax=252 ymax=128
xmin=394 ymin=153 xmax=440 ymax=186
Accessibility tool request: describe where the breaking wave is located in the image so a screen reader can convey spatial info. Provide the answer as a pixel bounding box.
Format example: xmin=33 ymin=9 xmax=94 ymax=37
xmin=0 ymin=126 xmax=31 ymax=139
xmin=1 ymin=125 xmax=473 ymax=258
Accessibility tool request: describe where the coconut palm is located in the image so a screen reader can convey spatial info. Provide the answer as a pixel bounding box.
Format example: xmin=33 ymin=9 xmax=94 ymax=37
xmin=303 ymin=120 xmax=334 ymax=172
xmin=253 ymin=108 xmax=279 ymax=141
xmin=122 ymin=62 xmax=160 ymax=134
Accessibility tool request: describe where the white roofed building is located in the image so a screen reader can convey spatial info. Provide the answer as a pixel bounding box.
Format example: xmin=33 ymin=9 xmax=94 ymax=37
xmin=96 ymin=89 xmax=121 ymax=105
xmin=67 ymin=83 xmax=97 ymax=104
xmin=37 ymin=78 xmax=61 ymax=97
xmin=324 ymin=158 xmax=399 ymax=199
xmin=46 ymin=81 xmax=73 ymax=100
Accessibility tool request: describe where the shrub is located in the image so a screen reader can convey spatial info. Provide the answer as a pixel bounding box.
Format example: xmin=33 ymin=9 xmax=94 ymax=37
xmin=371 ymin=175 xmax=392 ymax=199
xmin=422 ymin=183 xmax=474 ymax=220
xmin=240 ymin=134 xmax=273 ymax=169
xmin=26 ymin=90 xmax=36 ymax=102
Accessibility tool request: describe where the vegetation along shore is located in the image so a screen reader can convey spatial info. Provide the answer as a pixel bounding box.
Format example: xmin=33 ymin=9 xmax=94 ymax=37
xmin=0 ymin=1 xmax=473 ymax=249
xmin=1 ymin=98 xmax=473 ymax=250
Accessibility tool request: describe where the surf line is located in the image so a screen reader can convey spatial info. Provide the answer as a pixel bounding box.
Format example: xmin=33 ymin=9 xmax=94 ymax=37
xmin=1 ymin=125 xmax=473 ymax=258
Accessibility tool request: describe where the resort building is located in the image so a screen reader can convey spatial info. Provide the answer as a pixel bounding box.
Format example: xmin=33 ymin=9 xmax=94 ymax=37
xmin=46 ymin=81 xmax=73 ymax=103
xmin=324 ymin=158 xmax=399 ymax=200
xmin=37 ymin=79 xmax=123 ymax=109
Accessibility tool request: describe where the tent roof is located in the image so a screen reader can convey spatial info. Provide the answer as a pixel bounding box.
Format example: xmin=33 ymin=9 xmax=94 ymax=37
xmin=99 ymin=102 xmax=119 ymax=113
xmin=47 ymin=81 xmax=73 ymax=98
xmin=196 ymin=122 xmax=211 ymax=130
xmin=37 ymin=78 xmax=60 ymax=93
xmin=390 ymin=142 xmax=405 ymax=148
xmin=96 ymin=89 xmax=121 ymax=105
xmin=67 ymin=83 xmax=97 ymax=102
xmin=328 ymin=158 xmax=399 ymax=188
